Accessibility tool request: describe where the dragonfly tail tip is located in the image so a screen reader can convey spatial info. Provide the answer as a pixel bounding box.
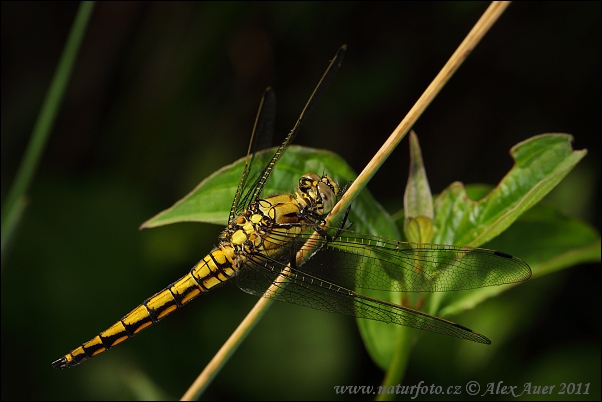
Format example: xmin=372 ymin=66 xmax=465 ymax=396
xmin=51 ymin=357 xmax=70 ymax=369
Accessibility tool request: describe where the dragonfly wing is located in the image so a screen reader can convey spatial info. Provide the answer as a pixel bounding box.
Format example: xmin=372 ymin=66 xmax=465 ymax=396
xmin=236 ymin=252 xmax=491 ymax=344
xmin=283 ymin=229 xmax=532 ymax=293
xmin=230 ymin=88 xmax=277 ymax=221
xmin=234 ymin=46 xmax=347 ymax=216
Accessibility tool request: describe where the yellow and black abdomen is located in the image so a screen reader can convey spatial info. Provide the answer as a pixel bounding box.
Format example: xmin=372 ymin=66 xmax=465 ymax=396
xmin=52 ymin=192 xmax=317 ymax=369
xmin=52 ymin=246 xmax=239 ymax=369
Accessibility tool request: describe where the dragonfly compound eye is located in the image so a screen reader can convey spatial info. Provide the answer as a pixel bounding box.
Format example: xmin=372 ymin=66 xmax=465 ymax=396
xmin=320 ymin=175 xmax=339 ymax=197
xmin=316 ymin=178 xmax=338 ymax=214
xmin=299 ymin=173 xmax=320 ymax=190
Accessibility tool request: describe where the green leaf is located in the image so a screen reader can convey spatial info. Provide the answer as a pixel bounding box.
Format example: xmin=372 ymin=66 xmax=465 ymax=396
xmin=140 ymin=145 xmax=349 ymax=228
xmin=404 ymin=132 xmax=434 ymax=220
xmin=141 ymin=145 xmax=398 ymax=240
xmin=357 ymin=133 xmax=595 ymax=371
xmin=403 ymin=131 xmax=434 ymax=244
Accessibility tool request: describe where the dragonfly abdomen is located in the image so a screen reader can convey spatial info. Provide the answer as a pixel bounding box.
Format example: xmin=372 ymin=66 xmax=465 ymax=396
xmin=51 ymin=246 xmax=239 ymax=369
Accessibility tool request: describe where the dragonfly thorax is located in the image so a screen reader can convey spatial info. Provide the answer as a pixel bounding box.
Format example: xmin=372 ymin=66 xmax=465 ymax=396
xmin=295 ymin=173 xmax=339 ymax=216
xmin=220 ymin=173 xmax=338 ymax=257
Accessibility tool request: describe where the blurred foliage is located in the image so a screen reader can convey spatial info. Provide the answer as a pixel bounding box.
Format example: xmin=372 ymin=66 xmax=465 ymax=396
xmin=1 ymin=2 xmax=600 ymax=400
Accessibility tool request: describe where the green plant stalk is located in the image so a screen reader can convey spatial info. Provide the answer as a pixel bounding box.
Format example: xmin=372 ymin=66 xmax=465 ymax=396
xmin=1 ymin=1 xmax=95 ymax=256
xmin=376 ymin=329 xmax=414 ymax=401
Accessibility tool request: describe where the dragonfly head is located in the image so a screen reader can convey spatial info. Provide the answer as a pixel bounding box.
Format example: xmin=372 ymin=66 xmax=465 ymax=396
xmin=297 ymin=173 xmax=339 ymax=216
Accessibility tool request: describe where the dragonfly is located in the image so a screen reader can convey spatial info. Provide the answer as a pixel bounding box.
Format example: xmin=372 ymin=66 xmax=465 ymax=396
xmin=52 ymin=45 xmax=531 ymax=369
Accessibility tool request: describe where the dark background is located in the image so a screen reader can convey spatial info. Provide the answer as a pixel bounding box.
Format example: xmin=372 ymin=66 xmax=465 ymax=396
xmin=2 ymin=2 xmax=600 ymax=400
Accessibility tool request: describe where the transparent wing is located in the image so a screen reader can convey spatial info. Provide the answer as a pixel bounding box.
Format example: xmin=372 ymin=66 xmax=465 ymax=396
xmin=311 ymin=229 xmax=530 ymax=292
xmin=231 ymin=45 xmax=347 ymax=218
xmin=235 ymin=228 xmax=531 ymax=343
xmin=229 ymin=88 xmax=276 ymax=222
xmin=263 ymin=228 xmax=531 ymax=292
xmin=236 ymin=253 xmax=491 ymax=344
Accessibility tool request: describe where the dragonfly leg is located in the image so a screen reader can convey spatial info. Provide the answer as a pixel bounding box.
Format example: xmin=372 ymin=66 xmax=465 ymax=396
xmin=319 ymin=204 xmax=352 ymax=242
xmin=339 ymin=180 xmax=353 ymax=197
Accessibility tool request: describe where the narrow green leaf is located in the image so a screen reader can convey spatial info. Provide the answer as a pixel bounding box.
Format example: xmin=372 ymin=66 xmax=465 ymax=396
xmin=1 ymin=1 xmax=95 ymax=256
xmin=403 ymin=132 xmax=434 ymax=244
xmin=404 ymin=132 xmax=434 ymax=221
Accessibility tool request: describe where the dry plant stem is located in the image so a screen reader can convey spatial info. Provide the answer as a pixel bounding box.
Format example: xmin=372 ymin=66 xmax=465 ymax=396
xmin=182 ymin=1 xmax=511 ymax=399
